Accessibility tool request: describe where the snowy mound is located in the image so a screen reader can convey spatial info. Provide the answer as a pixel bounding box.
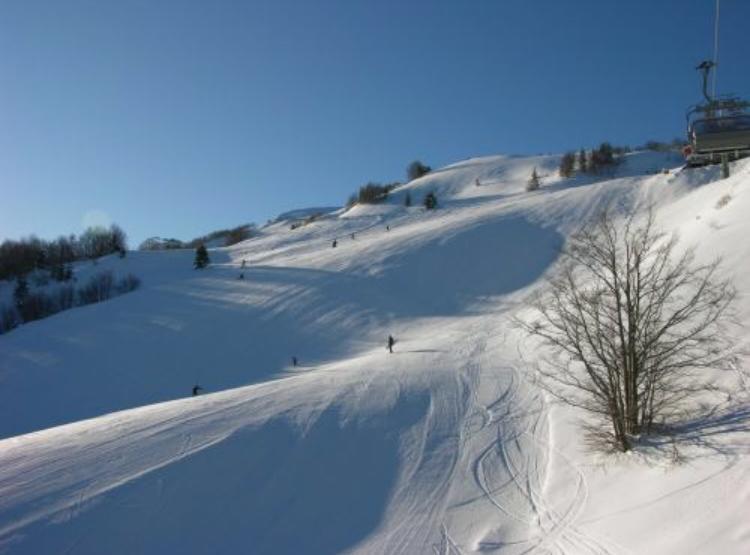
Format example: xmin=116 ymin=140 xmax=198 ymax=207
xmin=1 ymin=152 xmax=749 ymax=554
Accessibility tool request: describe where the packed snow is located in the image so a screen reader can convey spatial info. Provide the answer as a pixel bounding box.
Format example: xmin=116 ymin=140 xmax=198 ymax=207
xmin=1 ymin=151 xmax=748 ymax=554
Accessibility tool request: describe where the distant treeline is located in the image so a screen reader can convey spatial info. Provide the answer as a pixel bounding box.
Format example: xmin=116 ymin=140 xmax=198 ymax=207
xmin=346 ymin=182 xmax=400 ymax=208
xmin=345 ymin=159 xmax=432 ymax=209
xmin=139 ymin=224 xmax=255 ymax=251
xmin=1 ymin=270 xmax=140 ymax=335
xmin=557 ymin=143 xmax=625 ymax=178
xmin=0 ymin=224 xmax=127 ymax=282
xmin=558 ymin=140 xmax=684 ymax=178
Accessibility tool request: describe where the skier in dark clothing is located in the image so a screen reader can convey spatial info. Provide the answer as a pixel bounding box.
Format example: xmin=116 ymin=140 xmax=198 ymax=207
xmin=192 ymin=385 xmax=203 ymax=396
xmin=332 ymin=239 xmax=337 ymax=248
xmin=292 ymin=356 xmax=298 ymax=367
xmin=388 ymin=335 xmax=395 ymax=353
xmin=241 ymin=259 xmax=246 ymax=268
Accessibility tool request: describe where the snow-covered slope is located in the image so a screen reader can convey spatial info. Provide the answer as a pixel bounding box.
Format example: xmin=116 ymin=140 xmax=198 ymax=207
xmin=1 ymin=152 xmax=748 ymax=554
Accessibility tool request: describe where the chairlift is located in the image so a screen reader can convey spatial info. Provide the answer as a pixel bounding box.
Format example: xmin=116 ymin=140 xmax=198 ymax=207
xmin=683 ymin=4 xmax=750 ymax=167
xmin=684 ymin=70 xmax=750 ymax=166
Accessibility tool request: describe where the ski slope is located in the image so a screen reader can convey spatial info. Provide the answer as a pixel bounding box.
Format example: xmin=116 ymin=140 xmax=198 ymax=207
xmin=1 ymin=151 xmax=749 ymax=554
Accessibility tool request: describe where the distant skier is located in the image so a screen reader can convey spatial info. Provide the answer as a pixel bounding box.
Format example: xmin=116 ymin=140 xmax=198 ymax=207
xmin=351 ymin=233 xmax=355 ymax=240
xmin=241 ymin=259 xmax=246 ymax=268
xmin=238 ymin=273 xmax=244 ymax=280
xmin=475 ymin=178 xmax=481 ymax=187
xmin=387 ymin=335 xmax=395 ymax=353
xmin=292 ymin=356 xmax=298 ymax=367
xmin=192 ymin=385 xmax=203 ymax=396
xmin=386 ymin=225 xmax=390 ymax=231
xmin=332 ymin=239 xmax=337 ymax=248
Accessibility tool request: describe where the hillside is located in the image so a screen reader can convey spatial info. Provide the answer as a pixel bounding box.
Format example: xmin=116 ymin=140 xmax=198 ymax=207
xmin=1 ymin=151 xmax=749 ymax=554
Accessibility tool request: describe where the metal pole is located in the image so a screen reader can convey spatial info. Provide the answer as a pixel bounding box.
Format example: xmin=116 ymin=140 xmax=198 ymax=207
xmin=721 ymin=153 xmax=729 ymax=179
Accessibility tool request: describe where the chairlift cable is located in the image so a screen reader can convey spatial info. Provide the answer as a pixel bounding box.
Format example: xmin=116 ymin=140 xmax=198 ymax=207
xmin=712 ymin=0 xmax=720 ymax=100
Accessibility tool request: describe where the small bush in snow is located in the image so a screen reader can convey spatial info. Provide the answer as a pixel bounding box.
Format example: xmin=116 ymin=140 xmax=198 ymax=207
xmin=78 ymin=271 xmax=114 ymax=305
xmin=18 ymin=292 xmax=58 ymax=323
xmin=57 ymin=286 xmax=76 ymax=311
xmin=194 ymin=245 xmax=210 ymax=269
xmin=13 ymin=277 xmax=29 ymax=309
xmin=117 ymin=274 xmax=141 ymax=294
xmin=0 ymin=305 xmax=19 ymax=334
xmin=526 ymin=168 xmax=541 ymax=191
xmin=715 ymin=194 xmax=732 ymax=209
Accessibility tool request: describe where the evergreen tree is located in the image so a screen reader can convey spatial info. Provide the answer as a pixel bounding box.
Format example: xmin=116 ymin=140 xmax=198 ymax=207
xmin=404 ymin=192 xmax=412 ymax=207
xmin=407 ymin=160 xmax=431 ymax=181
xmin=194 ymin=245 xmax=210 ymax=269
xmin=559 ymin=152 xmax=576 ymax=178
xmin=423 ymin=192 xmax=437 ymax=210
xmin=578 ymin=148 xmax=588 ymax=173
xmin=589 ymin=142 xmax=615 ymax=174
xmin=526 ymin=167 xmax=541 ymax=191
xmin=13 ymin=276 xmax=29 ymax=309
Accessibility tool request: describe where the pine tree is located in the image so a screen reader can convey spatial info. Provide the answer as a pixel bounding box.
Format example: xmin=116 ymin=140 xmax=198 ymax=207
xmin=559 ymin=152 xmax=576 ymax=178
xmin=194 ymin=245 xmax=210 ymax=269
xmin=578 ymin=148 xmax=588 ymax=173
xmin=526 ymin=167 xmax=541 ymax=191
xmin=423 ymin=192 xmax=437 ymax=210
xmin=405 ymin=192 xmax=412 ymax=207
xmin=407 ymin=160 xmax=431 ymax=181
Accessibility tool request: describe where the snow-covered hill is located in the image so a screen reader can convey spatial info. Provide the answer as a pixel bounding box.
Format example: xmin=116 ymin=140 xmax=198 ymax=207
xmin=1 ymin=151 xmax=749 ymax=554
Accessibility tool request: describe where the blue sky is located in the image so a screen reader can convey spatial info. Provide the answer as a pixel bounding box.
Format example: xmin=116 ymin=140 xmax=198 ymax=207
xmin=2 ymin=0 xmax=749 ymax=246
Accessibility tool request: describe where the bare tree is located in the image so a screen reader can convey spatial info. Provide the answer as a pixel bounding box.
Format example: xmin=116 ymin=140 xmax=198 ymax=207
xmin=517 ymin=208 xmax=737 ymax=451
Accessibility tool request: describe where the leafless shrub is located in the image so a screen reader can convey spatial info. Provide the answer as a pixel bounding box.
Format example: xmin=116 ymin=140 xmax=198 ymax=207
xmin=116 ymin=274 xmax=141 ymax=294
xmin=715 ymin=194 xmax=732 ymax=209
xmin=56 ymin=285 xmax=76 ymax=311
xmin=517 ymin=208 xmax=737 ymax=452
xmin=18 ymin=292 xmax=58 ymax=322
xmin=0 ymin=305 xmax=19 ymax=334
xmin=78 ymin=271 xmax=114 ymax=305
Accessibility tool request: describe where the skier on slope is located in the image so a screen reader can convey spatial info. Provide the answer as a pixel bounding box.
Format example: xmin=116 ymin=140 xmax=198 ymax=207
xmin=192 ymin=385 xmax=203 ymax=396
xmin=388 ymin=335 xmax=395 ymax=353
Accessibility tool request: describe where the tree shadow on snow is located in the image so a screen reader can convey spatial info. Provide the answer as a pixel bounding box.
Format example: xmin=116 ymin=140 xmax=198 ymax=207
xmin=635 ymin=401 xmax=750 ymax=461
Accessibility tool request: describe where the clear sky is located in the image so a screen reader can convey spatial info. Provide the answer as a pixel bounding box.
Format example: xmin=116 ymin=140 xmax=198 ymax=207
xmin=2 ymin=0 xmax=749 ymax=246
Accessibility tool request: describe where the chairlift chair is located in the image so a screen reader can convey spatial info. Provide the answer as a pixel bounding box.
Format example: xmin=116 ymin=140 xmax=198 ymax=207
xmin=684 ymin=61 xmax=750 ymax=166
